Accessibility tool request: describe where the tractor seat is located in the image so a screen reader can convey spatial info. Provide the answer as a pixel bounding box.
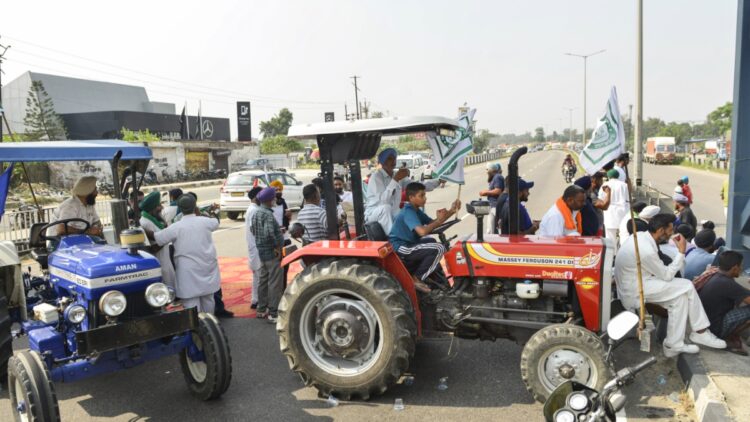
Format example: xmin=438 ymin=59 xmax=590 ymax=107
xmin=365 ymin=222 xmax=388 ymax=242
xmin=28 ymin=223 xmax=50 ymax=270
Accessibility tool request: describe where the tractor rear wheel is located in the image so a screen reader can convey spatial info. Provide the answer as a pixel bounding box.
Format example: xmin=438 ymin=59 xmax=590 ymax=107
xmin=8 ymin=350 xmax=60 ymax=422
xmin=520 ymin=324 xmax=611 ymax=403
xmin=180 ymin=313 xmax=233 ymax=400
xmin=277 ymin=259 xmax=416 ymax=400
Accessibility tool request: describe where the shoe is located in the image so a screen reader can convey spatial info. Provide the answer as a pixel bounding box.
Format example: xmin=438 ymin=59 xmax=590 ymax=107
xmin=256 ymin=310 xmax=269 ymax=319
xmin=267 ymin=314 xmax=278 ymax=323
xmin=251 ymin=302 xmax=258 ymax=310
xmin=215 ymin=309 xmax=234 ymax=319
xmin=413 ymin=280 xmax=432 ymax=293
xmin=663 ymin=344 xmax=700 ymax=358
xmin=690 ymin=331 xmax=728 ymax=349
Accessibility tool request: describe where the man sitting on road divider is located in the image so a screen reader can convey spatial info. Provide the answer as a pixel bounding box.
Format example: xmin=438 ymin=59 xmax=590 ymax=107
xmin=389 ymin=182 xmax=460 ymax=293
xmin=614 ymin=213 xmax=726 ymax=358
xmin=537 ymin=185 xmax=586 ymax=237
xmin=365 ymin=148 xmax=441 ymax=234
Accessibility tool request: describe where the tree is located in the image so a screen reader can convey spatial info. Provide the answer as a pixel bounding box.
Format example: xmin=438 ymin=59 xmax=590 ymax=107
xmin=120 ymin=127 xmax=160 ymax=142
xmin=473 ymin=129 xmax=491 ymax=154
xmin=259 ymin=135 xmax=303 ymax=154
xmin=706 ymin=102 xmax=732 ymax=136
xmin=533 ymin=127 xmax=545 ymax=143
xmin=259 ymin=108 xmax=293 ymax=138
xmin=23 ymin=80 xmax=67 ymax=140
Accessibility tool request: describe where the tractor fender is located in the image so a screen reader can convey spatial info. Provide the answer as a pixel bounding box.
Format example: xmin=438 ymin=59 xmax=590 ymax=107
xmin=281 ymin=240 xmax=422 ymax=335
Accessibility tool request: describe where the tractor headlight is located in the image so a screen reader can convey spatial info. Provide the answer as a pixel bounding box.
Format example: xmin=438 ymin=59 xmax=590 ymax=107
xmin=65 ymin=304 xmax=87 ymax=324
xmin=99 ymin=290 xmax=127 ymax=316
xmin=553 ymin=409 xmax=576 ymax=422
xmin=145 ymin=283 xmax=171 ymax=307
xmin=567 ymin=392 xmax=590 ymax=411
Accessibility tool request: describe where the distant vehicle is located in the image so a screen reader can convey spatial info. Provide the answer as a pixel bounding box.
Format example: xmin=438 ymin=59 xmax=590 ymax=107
xmin=219 ymin=170 xmax=303 ymax=220
xmin=242 ymin=158 xmax=274 ymax=171
xmin=396 ymin=154 xmax=428 ymax=181
xmin=645 ymin=137 xmax=676 ymax=164
xmin=704 ymin=140 xmax=719 ymax=155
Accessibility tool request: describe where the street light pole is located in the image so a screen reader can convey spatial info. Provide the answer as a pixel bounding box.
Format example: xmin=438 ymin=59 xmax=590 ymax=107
xmin=565 ymin=49 xmax=606 ymax=143
xmin=634 ymin=0 xmax=644 ymax=186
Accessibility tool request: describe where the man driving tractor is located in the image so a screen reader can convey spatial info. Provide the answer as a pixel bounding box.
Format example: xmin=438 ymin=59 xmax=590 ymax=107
xmin=389 ymin=182 xmax=460 ymax=293
xmin=52 ymin=175 xmax=103 ymax=237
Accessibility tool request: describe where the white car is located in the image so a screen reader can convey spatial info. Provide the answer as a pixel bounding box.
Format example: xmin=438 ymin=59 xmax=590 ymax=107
xmin=219 ymin=170 xmax=303 ymax=220
xmin=396 ymin=154 xmax=429 ymax=181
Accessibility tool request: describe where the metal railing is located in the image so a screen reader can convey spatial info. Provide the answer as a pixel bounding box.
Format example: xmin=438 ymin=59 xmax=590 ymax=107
xmin=1 ymin=201 xmax=113 ymax=254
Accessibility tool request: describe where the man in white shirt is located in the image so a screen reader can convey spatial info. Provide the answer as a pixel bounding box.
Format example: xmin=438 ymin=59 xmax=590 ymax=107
xmin=154 ymin=194 xmax=221 ymax=313
xmin=618 ymin=204 xmax=660 ymax=246
xmin=52 ymin=176 xmax=103 ymax=237
xmin=538 ymin=185 xmax=587 ymax=237
xmin=614 ymin=213 xmax=726 ymax=357
xmin=138 ymin=191 xmax=176 ymax=290
xmin=334 ymin=176 xmax=353 ymax=203
xmin=600 ymin=169 xmax=630 ymax=248
xmin=364 ymin=148 xmax=440 ymax=234
xmin=244 ymin=187 xmax=263 ymax=309
xmin=612 ymin=153 xmax=630 ymax=183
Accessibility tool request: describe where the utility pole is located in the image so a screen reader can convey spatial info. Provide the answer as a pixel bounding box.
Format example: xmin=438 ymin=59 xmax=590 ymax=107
xmin=361 ymin=98 xmax=370 ymax=119
xmin=350 ymin=75 xmax=361 ymax=119
xmin=0 ymin=37 xmax=10 ymax=143
xmin=634 ymin=0 xmax=644 ymax=186
xmin=565 ymin=49 xmax=606 ymax=144
xmin=563 ymin=107 xmax=576 ymax=144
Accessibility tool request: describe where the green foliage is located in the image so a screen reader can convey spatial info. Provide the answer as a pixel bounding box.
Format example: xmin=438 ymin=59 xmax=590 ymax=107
xmin=533 ymin=127 xmax=545 ymax=143
xmin=120 ymin=127 xmax=161 ymax=142
xmin=23 ymin=81 xmax=67 ymax=141
xmin=473 ymin=129 xmax=491 ymax=153
xmin=260 ymin=135 xmax=303 ymax=154
xmin=379 ymin=135 xmax=429 ymax=155
xmin=707 ymin=102 xmax=732 ymax=136
xmin=259 ymin=108 xmax=294 ymax=138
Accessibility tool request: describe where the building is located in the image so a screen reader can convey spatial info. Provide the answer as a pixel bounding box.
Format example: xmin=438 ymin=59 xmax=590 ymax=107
xmin=1 ymin=71 xmax=229 ymax=141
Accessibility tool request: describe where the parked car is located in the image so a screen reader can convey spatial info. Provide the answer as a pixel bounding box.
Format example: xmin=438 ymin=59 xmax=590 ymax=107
xmin=396 ymin=154 xmax=428 ymax=181
xmin=219 ymin=170 xmax=304 ymax=220
xmin=242 ymin=158 xmax=273 ymax=171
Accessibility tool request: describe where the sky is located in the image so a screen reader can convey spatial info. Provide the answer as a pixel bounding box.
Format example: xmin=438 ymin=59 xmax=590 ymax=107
xmin=0 ymin=0 xmax=738 ymax=139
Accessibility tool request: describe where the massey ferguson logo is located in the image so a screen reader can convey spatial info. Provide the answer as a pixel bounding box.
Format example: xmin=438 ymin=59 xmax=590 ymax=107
xmin=115 ymin=264 xmax=137 ymax=272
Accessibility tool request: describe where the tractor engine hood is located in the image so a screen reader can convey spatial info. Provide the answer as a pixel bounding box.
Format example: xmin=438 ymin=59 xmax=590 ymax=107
xmin=48 ymin=243 xmax=162 ymax=299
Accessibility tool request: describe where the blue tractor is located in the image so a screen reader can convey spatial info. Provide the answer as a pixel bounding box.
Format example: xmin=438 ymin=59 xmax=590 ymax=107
xmin=0 ymin=141 xmax=232 ymax=421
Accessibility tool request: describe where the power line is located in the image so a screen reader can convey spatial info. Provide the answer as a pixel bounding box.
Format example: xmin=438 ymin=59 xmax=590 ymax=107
xmin=3 ymin=35 xmax=342 ymax=106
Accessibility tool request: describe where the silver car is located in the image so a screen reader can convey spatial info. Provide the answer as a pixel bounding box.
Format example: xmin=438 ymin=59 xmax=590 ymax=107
xmin=219 ymin=170 xmax=303 ymax=220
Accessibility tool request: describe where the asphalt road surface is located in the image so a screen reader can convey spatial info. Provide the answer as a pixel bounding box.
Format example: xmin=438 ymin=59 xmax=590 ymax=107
xmin=1 ymin=151 xmax=698 ymax=421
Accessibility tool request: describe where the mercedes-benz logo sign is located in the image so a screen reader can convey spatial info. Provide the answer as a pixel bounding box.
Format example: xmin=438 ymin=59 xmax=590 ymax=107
xmin=202 ymin=120 xmax=214 ymax=138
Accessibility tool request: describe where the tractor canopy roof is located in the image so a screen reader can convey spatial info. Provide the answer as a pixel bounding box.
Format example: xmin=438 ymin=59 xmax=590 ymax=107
xmin=288 ymin=116 xmax=459 ymax=163
xmin=0 ymin=140 xmax=152 ymax=162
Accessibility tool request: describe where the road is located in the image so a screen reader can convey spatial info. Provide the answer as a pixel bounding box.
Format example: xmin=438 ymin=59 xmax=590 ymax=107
xmin=1 ymin=151 xmax=697 ymax=421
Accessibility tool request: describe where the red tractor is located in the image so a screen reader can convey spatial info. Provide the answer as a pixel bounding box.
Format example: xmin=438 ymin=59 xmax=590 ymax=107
xmin=278 ymin=117 xmax=615 ymax=402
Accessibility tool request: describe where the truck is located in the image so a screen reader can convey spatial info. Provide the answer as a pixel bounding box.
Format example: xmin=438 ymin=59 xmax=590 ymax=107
xmin=645 ymin=137 xmax=676 ymax=164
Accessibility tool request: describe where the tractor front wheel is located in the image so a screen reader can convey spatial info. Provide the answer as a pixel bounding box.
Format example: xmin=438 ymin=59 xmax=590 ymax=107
xmin=520 ymin=324 xmax=611 ymax=403
xmin=180 ymin=313 xmax=233 ymax=400
xmin=8 ymin=350 xmax=60 ymax=422
xmin=277 ymin=259 xmax=416 ymax=400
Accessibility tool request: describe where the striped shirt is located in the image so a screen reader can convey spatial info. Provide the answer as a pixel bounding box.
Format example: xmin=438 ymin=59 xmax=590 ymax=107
xmin=296 ymin=202 xmax=328 ymax=243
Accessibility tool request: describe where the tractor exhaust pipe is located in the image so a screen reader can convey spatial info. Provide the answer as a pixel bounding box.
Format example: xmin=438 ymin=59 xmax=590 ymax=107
xmin=508 ymin=146 xmax=528 ymax=235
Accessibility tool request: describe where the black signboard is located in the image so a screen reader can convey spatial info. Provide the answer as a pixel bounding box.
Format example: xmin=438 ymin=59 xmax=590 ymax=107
xmin=324 ymin=112 xmax=335 ymax=122
xmin=237 ymin=101 xmax=252 ymax=141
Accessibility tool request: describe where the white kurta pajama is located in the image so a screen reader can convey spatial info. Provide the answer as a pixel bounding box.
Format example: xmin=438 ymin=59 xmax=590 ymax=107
xmin=154 ymin=214 xmax=221 ymax=313
xmin=600 ymin=179 xmax=629 ymax=248
xmin=244 ymin=203 xmax=262 ymax=304
xmin=139 ymin=216 xmax=177 ymax=290
xmin=615 ymin=231 xmax=711 ymax=349
xmin=364 ymin=168 xmax=440 ymax=234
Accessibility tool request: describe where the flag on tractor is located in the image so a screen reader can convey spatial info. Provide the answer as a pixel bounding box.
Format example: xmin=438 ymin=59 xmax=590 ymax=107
xmin=427 ymin=108 xmax=475 ymax=184
xmin=0 ymin=164 xmax=14 ymax=221
xmin=579 ymin=87 xmax=626 ymax=175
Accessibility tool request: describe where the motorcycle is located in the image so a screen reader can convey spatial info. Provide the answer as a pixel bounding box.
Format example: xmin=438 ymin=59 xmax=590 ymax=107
xmin=543 ymin=311 xmax=656 ymax=422
xmin=562 ymin=164 xmax=576 ymax=183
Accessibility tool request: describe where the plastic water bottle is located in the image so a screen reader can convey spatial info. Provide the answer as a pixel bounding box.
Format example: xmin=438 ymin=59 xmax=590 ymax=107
xmin=437 ymin=377 xmax=449 ymax=391
xmin=326 ymin=394 xmax=339 ymax=407
xmin=656 ymin=374 xmax=667 ymax=385
xmin=393 ymin=398 xmax=405 ymax=411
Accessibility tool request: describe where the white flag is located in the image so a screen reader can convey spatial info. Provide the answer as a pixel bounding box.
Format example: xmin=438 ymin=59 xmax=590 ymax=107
xmin=580 ymin=87 xmax=626 ymax=175
xmin=427 ymin=108 xmax=475 ymax=184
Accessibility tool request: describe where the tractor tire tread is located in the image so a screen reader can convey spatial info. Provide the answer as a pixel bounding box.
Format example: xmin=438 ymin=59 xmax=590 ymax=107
xmin=9 ymin=350 xmax=60 ymax=422
xmin=277 ymin=258 xmax=415 ymax=401
xmin=180 ymin=313 xmax=233 ymax=400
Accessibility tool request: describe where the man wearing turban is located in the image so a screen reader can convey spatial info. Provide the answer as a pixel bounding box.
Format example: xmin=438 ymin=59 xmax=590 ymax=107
xmin=139 ymin=191 xmax=176 ymax=289
xmin=51 ymin=176 xmax=103 ymax=237
xmin=364 ymin=148 xmax=441 ymax=234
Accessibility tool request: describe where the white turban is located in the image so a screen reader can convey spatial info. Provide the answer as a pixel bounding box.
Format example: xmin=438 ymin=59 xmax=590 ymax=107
xmin=672 ymin=193 xmax=689 ymax=204
xmin=673 ymin=185 xmax=683 ymax=194
xmin=72 ymin=176 xmax=98 ymax=196
xmin=639 ymin=205 xmax=660 ymax=220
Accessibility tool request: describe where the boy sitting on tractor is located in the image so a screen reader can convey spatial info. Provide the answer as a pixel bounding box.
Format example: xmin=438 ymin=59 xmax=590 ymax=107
xmin=389 ymin=182 xmax=460 ymax=293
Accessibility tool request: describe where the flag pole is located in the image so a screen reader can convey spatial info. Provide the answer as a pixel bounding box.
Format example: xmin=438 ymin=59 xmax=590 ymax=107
xmin=455 ymin=183 xmax=462 ymax=220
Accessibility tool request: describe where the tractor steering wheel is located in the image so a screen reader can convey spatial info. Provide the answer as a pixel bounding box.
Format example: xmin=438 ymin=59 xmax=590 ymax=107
xmin=431 ymin=218 xmax=460 ymax=235
xmin=39 ymin=218 xmax=92 ymax=242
